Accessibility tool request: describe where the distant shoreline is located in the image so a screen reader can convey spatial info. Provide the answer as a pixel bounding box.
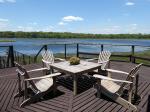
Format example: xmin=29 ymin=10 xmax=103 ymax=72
xmin=0 ymin=32 xmax=150 ymax=39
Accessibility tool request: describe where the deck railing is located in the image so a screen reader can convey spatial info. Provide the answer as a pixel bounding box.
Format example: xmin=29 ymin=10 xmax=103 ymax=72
xmin=14 ymin=50 xmax=35 ymax=65
xmin=0 ymin=43 xmax=150 ymax=68
xmin=0 ymin=45 xmax=14 ymax=68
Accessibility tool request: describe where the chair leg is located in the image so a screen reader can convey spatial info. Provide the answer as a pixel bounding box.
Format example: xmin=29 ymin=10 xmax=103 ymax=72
xmin=128 ymin=77 xmax=134 ymax=103
xmin=14 ymin=90 xmax=24 ymax=98
xmin=20 ymin=93 xmax=41 ymax=107
xmin=20 ymin=98 xmax=32 ymax=107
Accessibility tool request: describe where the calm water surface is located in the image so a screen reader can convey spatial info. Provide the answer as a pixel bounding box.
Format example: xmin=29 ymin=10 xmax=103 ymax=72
xmin=0 ymin=38 xmax=150 ymax=55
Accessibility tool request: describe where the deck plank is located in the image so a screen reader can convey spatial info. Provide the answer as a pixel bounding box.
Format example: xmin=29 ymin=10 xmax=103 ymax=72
xmin=0 ymin=62 xmax=150 ymax=112
xmin=0 ymin=80 xmax=17 ymax=112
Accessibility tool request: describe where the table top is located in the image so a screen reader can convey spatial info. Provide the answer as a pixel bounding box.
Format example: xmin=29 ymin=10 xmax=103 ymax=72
xmin=51 ymin=60 xmax=101 ymax=75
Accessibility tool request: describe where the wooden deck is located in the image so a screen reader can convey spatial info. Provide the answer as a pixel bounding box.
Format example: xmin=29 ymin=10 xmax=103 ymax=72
xmin=0 ymin=61 xmax=150 ymax=112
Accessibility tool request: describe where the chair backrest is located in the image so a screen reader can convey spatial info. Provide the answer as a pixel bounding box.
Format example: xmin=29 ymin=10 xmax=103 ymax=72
xmin=98 ymin=51 xmax=111 ymax=70
xmin=15 ymin=62 xmax=38 ymax=90
xmin=41 ymin=50 xmax=54 ymax=69
xmin=117 ymin=63 xmax=142 ymax=93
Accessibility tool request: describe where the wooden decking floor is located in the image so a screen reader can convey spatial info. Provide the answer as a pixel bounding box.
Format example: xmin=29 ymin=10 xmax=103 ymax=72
xmin=0 ymin=62 xmax=150 ymax=112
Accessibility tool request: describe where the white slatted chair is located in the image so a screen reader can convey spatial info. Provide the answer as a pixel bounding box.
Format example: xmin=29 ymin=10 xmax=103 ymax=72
xmin=14 ymin=62 xmax=61 ymax=107
xmin=98 ymin=50 xmax=111 ymax=70
xmin=86 ymin=51 xmax=111 ymax=75
xmin=93 ymin=63 xmax=142 ymax=112
xmin=41 ymin=50 xmax=65 ymax=73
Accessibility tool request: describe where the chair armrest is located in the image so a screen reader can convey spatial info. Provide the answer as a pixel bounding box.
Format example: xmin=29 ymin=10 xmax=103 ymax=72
xmin=93 ymin=74 xmax=132 ymax=83
xmin=85 ymin=58 xmax=98 ymax=61
xmin=106 ymin=69 xmax=129 ymax=75
xmin=98 ymin=60 xmax=109 ymax=64
xmin=25 ymin=73 xmax=61 ymax=81
xmin=27 ymin=67 xmax=48 ymax=73
xmin=55 ymin=58 xmax=65 ymax=61
xmin=42 ymin=59 xmax=52 ymax=64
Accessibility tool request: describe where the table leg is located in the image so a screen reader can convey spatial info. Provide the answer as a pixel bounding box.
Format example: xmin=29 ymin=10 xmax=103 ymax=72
xmin=73 ymin=75 xmax=77 ymax=95
xmin=97 ymin=78 xmax=101 ymax=98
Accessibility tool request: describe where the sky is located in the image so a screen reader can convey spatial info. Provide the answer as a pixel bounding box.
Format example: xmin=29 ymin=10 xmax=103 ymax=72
xmin=0 ymin=0 xmax=150 ymax=34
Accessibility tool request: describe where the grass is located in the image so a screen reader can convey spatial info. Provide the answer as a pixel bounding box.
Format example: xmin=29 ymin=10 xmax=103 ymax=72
xmin=79 ymin=50 xmax=150 ymax=66
xmin=0 ymin=40 xmax=16 ymax=42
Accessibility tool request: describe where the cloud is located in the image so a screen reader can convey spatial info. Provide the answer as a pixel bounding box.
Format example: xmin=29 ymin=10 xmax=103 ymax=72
xmin=58 ymin=16 xmax=83 ymax=26
xmin=58 ymin=22 xmax=67 ymax=25
xmin=125 ymin=2 xmax=135 ymax=6
xmin=0 ymin=18 xmax=9 ymax=22
xmin=0 ymin=0 xmax=16 ymax=3
xmin=62 ymin=16 xmax=84 ymax=22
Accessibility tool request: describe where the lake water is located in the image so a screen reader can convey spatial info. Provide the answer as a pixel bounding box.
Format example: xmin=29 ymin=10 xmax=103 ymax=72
xmin=0 ymin=38 xmax=150 ymax=56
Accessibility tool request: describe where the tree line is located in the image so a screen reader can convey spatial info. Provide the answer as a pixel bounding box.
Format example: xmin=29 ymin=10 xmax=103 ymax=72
xmin=0 ymin=31 xmax=150 ymax=39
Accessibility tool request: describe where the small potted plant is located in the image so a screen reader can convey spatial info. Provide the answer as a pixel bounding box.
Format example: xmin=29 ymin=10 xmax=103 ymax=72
xmin=69 ymin=57 xmax=80 ymax=65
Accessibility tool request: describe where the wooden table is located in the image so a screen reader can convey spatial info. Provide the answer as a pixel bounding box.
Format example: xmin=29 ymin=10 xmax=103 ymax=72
xmin=51 ymin=60 xmax=101 ymax=95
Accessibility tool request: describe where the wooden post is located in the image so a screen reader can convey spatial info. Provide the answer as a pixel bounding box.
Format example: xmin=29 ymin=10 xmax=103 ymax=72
xmin=64 ymin=44 xmax=67 ymax=59
xmin=77 ymin=44 xmax=79 ymax=57
xmin=101 ymin=44 xmax=104 ymax=51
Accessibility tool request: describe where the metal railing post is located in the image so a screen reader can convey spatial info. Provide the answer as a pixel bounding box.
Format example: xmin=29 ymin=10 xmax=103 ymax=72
xmin=77 ymin=44 xmax=79 ymax=57
xmin=7 ymin=46 xmax=15 ymax=67
xmin=131 ymin=45 xmax=135 ymax=63
xmin=23 ymin=54 xmax=26 ymax=65
xmin=34 ymin=45 xmax=47 ymax=62
xmin=64 ymin=44 xmax=67 ymax=59
xmin=101 ymin=44 xmax=104 ymax=51
xmin=44 ymin=45 xmax=47 ymax=50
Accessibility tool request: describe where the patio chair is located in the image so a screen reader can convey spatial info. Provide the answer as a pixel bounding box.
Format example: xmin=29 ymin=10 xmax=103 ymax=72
xmin=41 ymin=50 xmax=65 ymax=73
xmin=14 ymin=62 xmax=61 ymax=107
xmin=86 ymin=51 xmax=111 ymax=75
xmin=93 ymin=63 xmax=142 ymax=111
xmin=86 ymin=50 xmax=130 ymax=77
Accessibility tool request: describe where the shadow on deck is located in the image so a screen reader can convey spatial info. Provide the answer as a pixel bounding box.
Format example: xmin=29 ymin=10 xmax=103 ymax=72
xmin=0 ymin=61 xmax=150 ymax=112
